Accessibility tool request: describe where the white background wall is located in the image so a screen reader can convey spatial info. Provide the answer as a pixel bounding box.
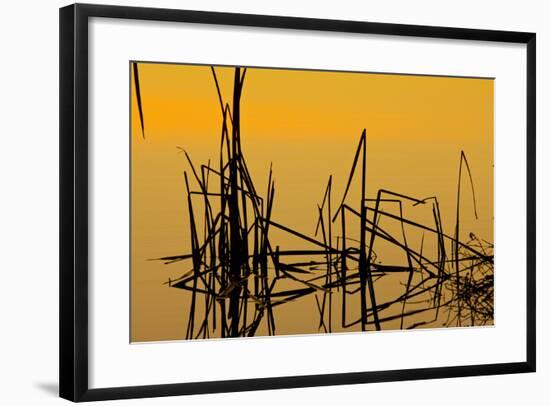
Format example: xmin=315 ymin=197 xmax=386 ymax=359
xmin=0 ymin=0 xmax=546 ymax=404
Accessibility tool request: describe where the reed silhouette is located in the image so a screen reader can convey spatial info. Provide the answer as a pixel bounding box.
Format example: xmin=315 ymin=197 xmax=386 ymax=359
xmin=133 ymin=62 xmax=494 ymax=339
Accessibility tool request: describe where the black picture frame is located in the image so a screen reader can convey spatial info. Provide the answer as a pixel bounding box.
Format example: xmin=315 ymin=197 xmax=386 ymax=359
xmin=59 ymin=3 xmax=536 ymax=402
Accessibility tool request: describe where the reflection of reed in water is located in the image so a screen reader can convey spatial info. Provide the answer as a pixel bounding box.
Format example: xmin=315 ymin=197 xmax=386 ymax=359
xmin=134 ymin=63 xmax=494 ymax=339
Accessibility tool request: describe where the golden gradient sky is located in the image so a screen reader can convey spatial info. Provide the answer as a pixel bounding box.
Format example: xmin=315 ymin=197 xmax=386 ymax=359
xmin=130 ymin=63 xmax=493 ymax=342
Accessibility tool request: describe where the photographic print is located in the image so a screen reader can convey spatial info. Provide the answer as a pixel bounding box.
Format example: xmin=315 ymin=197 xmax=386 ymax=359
xmin=130 ymin=62 xmax=494 ymax=342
